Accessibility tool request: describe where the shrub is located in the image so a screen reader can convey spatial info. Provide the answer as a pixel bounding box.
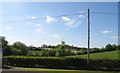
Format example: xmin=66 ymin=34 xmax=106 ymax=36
xmin=3 ymin=56 xmax=120 ymax=70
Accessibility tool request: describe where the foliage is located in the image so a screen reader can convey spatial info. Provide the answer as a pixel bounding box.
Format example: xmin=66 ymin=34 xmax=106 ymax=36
xmin=12 ymin=42 xmax=28 ymax=56
xmin=55 ymin=41 xmax=71 ymax=56
xmin=79 ymin=48 xmax=87 ymax=55
xmin=28 ymin=45 xmax=42 ymax=51
xmin=3 ymin=56 xmax=120 ymax=70
xmin=91 ymin=48 xmax=99 ymax=53
xmin=0 ymin=36 xmax=8 ymax=48
xmin=40 ymin=49 xmax=56 ymax=57
xmin=0 ymin=36 xmax=10 ymax=56
xmin=1 ymin=36 xmax=119 ymax=57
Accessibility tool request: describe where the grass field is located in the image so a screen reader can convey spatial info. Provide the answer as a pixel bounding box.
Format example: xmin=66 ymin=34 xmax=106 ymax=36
xmin=5 ymin=50 xmax=120 ymax=60
xmin=29 ymin=51 xmax=42 ymax=56
xmin=14 ymin=67 xmax=120 ymax=73
xmin=67 ymin=50 xmax=120 ymax=60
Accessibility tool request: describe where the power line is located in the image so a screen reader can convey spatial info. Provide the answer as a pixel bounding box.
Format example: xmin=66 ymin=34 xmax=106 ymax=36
xmin=3 ymin=12 xmax=87 ymax=23
xmin=3 ymin=12 xmax=119 ymax=23
xmin=91 ymin=12 xmax=119 ymax=14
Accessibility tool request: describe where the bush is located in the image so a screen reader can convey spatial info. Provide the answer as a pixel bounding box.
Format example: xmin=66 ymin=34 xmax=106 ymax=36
xmin=41 ymin=50 xmax=56 ymax=57
xmin=3 ymin=56 xmax=120 ymax=70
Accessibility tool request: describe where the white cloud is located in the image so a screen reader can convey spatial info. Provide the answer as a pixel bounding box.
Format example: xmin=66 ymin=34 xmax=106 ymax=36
xmin=30 ymin=16 xmax=36 ymax=20
xmin=26 ymin=15 xmax=36 ymax=19
xmin=62 ymin=16 xmax=81 ymax=28
xmin=101 ymin=30 xmax=112 ymax=34
xmin=65 ymin=19 xmax=80 ymax=28
xmin=78 ymin=11 xmax=87 ymax=13
xmin=26 ymin=15 xmax=30 ymax=18
xmin=78 ymin=15 xmax=85 ymax=18
xmin=35 ymin=27 xmax=43 ymax=33
xmin=35 ymin=24 xmax=41 ymax=27
xmin=35 ymin=23 xmax=46 ymax=34
xmin=62 ymin=16 xmax=71 ymax=21
xmin=111 ymin=36 xmax=120 ymax=39
xmin=50 ymin=33 xmax=60 ymax=38
xmin=7 ymin=26 xmax=13 ymax=30
xmin=28 ymin=22 xmax=32 ymax=25
xmin=45 ymin=16 xmax=57 ymax=24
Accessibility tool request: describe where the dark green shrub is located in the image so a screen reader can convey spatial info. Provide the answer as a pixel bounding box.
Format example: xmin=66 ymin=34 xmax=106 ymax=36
xmin=3 ymin=56 xmax=120 ymax=70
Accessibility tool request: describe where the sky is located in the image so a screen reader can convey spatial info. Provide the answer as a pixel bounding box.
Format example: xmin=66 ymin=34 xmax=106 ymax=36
xmin=1 ymin=2 xmax=118 ymax=48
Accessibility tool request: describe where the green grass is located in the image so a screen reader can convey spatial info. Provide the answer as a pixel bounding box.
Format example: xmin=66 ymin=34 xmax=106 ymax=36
xmin=29 ymin=51 xmax=42 ymax=56
xmin=67 ymin=50 xmax=120 ymax=60
xmin=29 ymin=48 xmax=54 ymax=56
xmin=15 ymin=67 xmax=120 ymax=73
xmin=4 ymin=50 xmax=120 ymax=60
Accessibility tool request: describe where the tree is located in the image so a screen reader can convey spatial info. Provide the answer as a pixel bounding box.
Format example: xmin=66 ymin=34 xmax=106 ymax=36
xmin=112 ymin=44 xmax=117 ymax=50
xmin=99 ymin=47 xmax=105 ymax=52
xmin=40 ymin=49 xmax=56 ymax=57
xmin=79 ymin=48 xmax=87 ymax=55
xmin=117 ymin=45 xmax=120 ymax=50
xmin=28 ymin=45 xmax=34 ymax=50
xmin=55 ymin=41 xmax=68 ymax=56
xmin=0 ymin=36 xmax=8 ymax=48
xmin=55 ymin=45 xmax=64 ymax=56
xmin=91 ymin=48 xmax=99 ymax=53
xmin=105 ymin=44 xmax=113 ymax=51
xmin=48 ymin=45 xmax=56 ymax=49
xmin=0 ymin=36 xmax=10 ymax=56
xmin=12 ymin=41 xmax=28 ymax=56
xmin=61 ymin=41 xmax=65 ymax=46
xmin=11 ymin=47 xmax=22 ymax=55
xmin=41 ymin=44 xmax=47 ymax=49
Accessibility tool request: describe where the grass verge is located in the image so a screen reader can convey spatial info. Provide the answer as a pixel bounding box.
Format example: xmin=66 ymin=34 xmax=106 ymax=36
xmin=14 ymin=67 xmax=120 ymax=73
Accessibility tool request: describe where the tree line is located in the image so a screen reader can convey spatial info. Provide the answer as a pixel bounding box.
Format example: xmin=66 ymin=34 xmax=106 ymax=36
xmin=0 ymin=36 xmax=119 ymax=56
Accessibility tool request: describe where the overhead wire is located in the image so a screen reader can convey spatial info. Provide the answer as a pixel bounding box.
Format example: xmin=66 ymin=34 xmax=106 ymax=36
xmin=91 ymin=12 xmax=119 ymax=14
xmin=3 ymin=11 xmax=119 ymax=23
xmin=3 ymin=12 xmax=87 ymax=23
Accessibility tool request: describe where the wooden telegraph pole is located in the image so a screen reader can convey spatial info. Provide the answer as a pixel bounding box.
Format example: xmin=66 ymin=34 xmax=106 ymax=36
xmin=87 ymin=9 xmax=90 ymax=68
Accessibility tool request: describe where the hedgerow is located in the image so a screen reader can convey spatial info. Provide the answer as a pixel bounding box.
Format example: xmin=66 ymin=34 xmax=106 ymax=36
xmin=3 ymin=56 xmax=120 ymax=71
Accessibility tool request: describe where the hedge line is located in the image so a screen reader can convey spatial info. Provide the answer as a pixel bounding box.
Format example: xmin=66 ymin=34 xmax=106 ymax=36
xmin=3 ymin=57 xmax=120 ymax=71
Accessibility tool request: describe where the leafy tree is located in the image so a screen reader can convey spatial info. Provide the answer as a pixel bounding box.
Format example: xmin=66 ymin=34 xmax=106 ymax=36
xmin=28 ymin=45 xmax=34 ymax=50
xmin=11 ymin=47 xmax=21 ymax=55
xmin=99 ymin=47 xmax=105 ymax=52
xmin=117 ymin=45 xmax=120 ymax=50
xmin=91 ymin=48 xmax=99 ymax=53
xmin=112 ymin=44 xmax=117 ymax=50
xmin=40 ymin=49 xmax=56 ymax=57
xmin=12 ymin=41 xmax=28 ymax=56
xmin=48 ymin=45 xmax=56 ymax=49
xmin=61 ymin=41 xmax=65 ymax=45
xmin=105 ymin=44 xmax=113 ymax=51
xmin=0 ymin=36 xmax=10 ymax=56
xmin=79 ymin=48 xmax=87 ymax=55
xmin=55 ymin=41 xmax=68 ymax=56
xmin=56 ymin=46 xmax=62 ymax=56
xmin=41 ymin=44 xmax=47 ymax=49
xmin=0 ymin=36 xmax=8 ymax=48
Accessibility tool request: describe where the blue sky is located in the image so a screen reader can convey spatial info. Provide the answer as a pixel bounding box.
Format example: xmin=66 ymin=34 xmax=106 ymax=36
xmin=1 ymin=2 xmax=118 ymax=48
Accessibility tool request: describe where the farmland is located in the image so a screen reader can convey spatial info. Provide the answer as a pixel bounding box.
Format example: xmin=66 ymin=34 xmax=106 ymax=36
xmin=4 ymin=50 xmax=120 ymax=60
xmin=67 ymin=50 xmax=120 ymax=60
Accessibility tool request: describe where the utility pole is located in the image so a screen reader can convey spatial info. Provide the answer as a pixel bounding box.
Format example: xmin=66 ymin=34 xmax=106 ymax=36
xmin=87 ymin=9 xmax=90 ymax=68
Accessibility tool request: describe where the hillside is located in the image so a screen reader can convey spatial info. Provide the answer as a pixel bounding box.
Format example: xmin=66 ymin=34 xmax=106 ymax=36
xmin=67 ymin=50 xmax=120 ymax=60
